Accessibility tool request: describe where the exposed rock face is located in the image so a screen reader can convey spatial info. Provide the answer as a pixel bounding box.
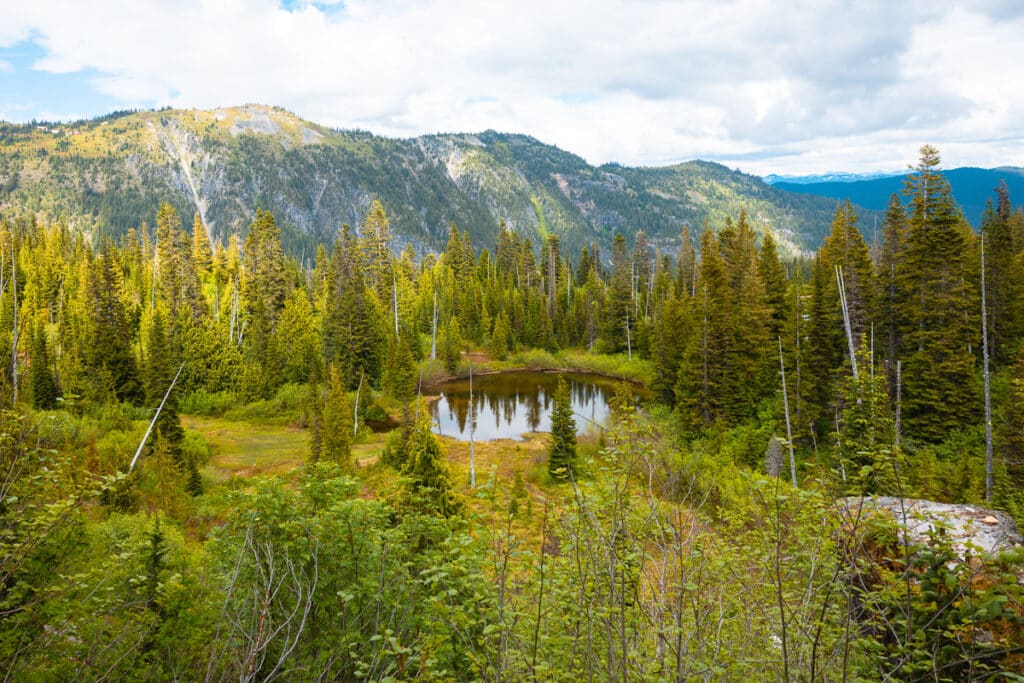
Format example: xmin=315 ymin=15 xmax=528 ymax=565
xmin=840 ymin=497 xmax=1023 ymax=557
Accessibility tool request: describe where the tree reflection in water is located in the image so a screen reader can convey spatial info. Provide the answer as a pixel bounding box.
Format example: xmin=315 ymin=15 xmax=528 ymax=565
xmin=431 ymin=372 xmax=644 ymax=441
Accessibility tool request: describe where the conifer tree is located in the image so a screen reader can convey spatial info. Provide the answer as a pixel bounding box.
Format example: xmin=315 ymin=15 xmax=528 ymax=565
xmin=439 ymin=317 xmax=462 ymax=373
xmin=981 ymin=183 xmax=1021 ymax=365
xmin=242 ymin=209 xmax=288 ymax=329
xmin=495 ymin=222 xmax=518 ymax=282
xmin=273 ymin=288 xmax=322 ymax=385
xmin=155 ymin=203 xmax=202 ymax=320
xmin=758 ymin=231 xmax=789 ymax=339
xmin=359 ymin=200 xmax=394 ymax=302
xmin=900 ymin=146 xmax=980 ymax=442
xmin=323 ymin=225 xmax=383 ymax=388
xmin=29 ymin=323 xmax=58 ymax=409
xmin=720 ymin=210 xmax=772 ymax=421
xmin=677 ymin=225 xmax=697 ymax=297
xmin=191 ymin=213 xmax=212 ymax=276
xmin=650 ymin=293 xmax=689 ymax=407
xmin=875 ymin=193 xmax=909 ymax=372
xmin=676 ymin=230 xmax=730 ymax=431
xmin=402 ymin=411 xmax=461 ymax=517
xmin=145 ymin=307 xmax=201 ymax=495
xmin=835 ymin=340 xmax=899 ymax=494
xmin=805 ymin=202 xmax=873 ymax=430
xmin=601 ymin=233 xmax=632 ymax=353
xmin=88 ymin=240 xmax=142 ymax=404
xmin=548 ymin=376 xmax=577 ymax=480
xmin=382 ymin=335 xmax=415 ymax=402
xmin=318 ymin=365 xmax=353 ymax=467
xmin=490 ymin=311 xmax=511 ymax=361
xmin=996 ymin=341 xmax=1024 ymax=509
xmin=576 ymin=244 xmax=593 ymax=287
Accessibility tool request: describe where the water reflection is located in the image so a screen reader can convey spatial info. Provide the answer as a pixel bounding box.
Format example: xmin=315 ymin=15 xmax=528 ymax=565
xmin=430 ymin=371 xmax=642 ymax=441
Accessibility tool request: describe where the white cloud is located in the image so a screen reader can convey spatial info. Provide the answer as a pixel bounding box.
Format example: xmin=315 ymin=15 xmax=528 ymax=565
xmin=1 ymin=0 xmax=1022 ymax=174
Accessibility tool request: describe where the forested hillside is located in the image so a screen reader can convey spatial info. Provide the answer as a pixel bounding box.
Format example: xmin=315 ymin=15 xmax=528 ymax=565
xmin=3 ymin=145 xmax=1024 ymax=679
xmin=0 ymin=104 xmax=859 ymax=258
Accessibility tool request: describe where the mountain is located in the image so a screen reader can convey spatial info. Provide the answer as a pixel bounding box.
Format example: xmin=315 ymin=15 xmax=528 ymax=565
xmin=0 ymin=104 xmax=864 ymax=257
xmin=772 ymin=167 xmax=1024 ymax=227
xmin=764 ymin=171 xmax=905 ymax=185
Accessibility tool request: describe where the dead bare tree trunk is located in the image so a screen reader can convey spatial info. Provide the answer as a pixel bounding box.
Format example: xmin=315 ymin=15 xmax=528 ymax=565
xmin=625 ymin=307 xmax=631 ymax=361
xmin=11 ymin=247 xmax=17 ymax=405
xmin=392 ymin=270 xmax=400 ymax=338
xmin=129 ymin=362 xmax=185 ymax=471
xmin=354 ymin=372 xmax=363 ymax=439
xmin=895 ymin=360 xmax=902 ymax=450
xmin=430 ymin=290 xmax=438 ymax=361
xmin=779 ymin=338 xmax=797 ymax=487
xmin=469 ymin=363 xmax=476 ymax=489
xmin=150 ymin=239 xmax=158 ymax=311
xmin=982 ymin=237 xmax=994 ymax=500
xmin=835 ymin=266 xmax=858 ymax=380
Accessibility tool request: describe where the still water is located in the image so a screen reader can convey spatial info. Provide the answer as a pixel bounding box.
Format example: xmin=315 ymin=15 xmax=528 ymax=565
xmin=430 ymin=371 xmax=645 ymax=441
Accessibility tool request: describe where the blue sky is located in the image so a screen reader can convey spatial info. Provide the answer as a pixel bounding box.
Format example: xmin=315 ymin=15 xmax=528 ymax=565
xmin=1 ymin=0 xmax=1023 ymax=176
xmin=0 ymin=41 xmax=153 ymax=122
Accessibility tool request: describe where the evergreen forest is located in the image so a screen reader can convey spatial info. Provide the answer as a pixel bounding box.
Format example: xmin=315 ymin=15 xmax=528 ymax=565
xmin=4 ymin=144 xmax=1024 ymax=680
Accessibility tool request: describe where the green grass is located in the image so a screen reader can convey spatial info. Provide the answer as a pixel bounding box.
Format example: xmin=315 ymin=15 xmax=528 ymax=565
xmin=183 ymin=415 xmax=309 ymax=481
xmin=507 ymin=349 xmax=654 ymax=385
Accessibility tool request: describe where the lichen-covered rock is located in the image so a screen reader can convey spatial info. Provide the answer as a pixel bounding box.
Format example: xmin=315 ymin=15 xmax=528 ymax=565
xmin=839 ymin=497 xmax=1023 ymax=557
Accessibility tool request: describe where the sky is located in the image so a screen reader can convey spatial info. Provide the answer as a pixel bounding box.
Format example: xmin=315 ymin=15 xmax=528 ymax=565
xmin=1 ymin=0 xmax=1023 ymax=177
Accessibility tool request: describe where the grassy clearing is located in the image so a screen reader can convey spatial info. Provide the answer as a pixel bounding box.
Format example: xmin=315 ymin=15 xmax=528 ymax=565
xmin=184 ymin=413 xmax=390 ymax=482
xmin=183 ymin=415 xmax=309 ymax=481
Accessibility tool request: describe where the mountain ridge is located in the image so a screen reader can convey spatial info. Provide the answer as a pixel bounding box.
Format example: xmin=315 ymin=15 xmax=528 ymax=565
xmin=0 ymin=104 xmax=868 ymax=256
xmin=773 ymin=166 xmax=1024 ymax=227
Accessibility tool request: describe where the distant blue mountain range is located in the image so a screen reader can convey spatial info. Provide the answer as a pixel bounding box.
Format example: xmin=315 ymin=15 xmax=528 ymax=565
xmin=767 ymin=167 xmax=1024 ymax=227
xmin=763 ymin=171 xmax=906 ymax=185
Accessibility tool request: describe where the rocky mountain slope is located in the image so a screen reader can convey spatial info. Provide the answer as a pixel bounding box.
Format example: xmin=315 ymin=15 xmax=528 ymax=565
xmin=0 ymin=104 xmax=863 ymax=257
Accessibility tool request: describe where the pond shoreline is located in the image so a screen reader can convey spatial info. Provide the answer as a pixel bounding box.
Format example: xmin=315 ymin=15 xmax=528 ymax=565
xmin=427 ymin=368 xmax=646 ymax=442
xmin=422 ymin=356 xmax=649 ymax=391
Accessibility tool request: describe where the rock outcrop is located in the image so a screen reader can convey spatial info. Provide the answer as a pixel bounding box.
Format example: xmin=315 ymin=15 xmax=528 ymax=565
xmin=840 ymin=497 xmax=1023 ymax=557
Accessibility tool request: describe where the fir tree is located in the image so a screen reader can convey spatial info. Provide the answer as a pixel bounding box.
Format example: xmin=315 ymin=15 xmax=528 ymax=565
xmin=439 ymin=317 xmax=462 ymax=373
xmin=901 ymin=146 xmax=980 ymax=442
xmin=241 ymin=209 xmax=288 ymax=385
xmin=875 ymin=193 xmax=909 ymax=374
xmin=319 ymin=365 xmax=353 ymax=467
xmin=88 ymin=240 xmax=142 ymax=404
xmin=146 ymin=307 xmax=200 ymax=495
xmin=359 ymin=200 xmax=394 ymax=302
xmin=758 ymin=231 xmax=789 ymax=340
xmin=996 ymin=342 xmax=1024 ymax=514
xmin=720 ymin=210 xmax=772 ymax=422
xmin=601 ymin=233 xmax=632 ymax=353
xmin=402 ymin=412 xmax=461 ymax=517
xmin=323 ymin=225 xmax=384 ymax=388
xmin=29 ymin=323 xmax=58 ymax=409
xmin=834 ymin=340 xmax=899 ymax=495
xmin=155 ymin=203 xmax=202 ymax=320
xmin=382 ymin=335 xmax=415 ymax=402
xmin=490 ymin=311 xmax=511 ymax=361
xmin=548 ymin=376 xmax=577 ymax=480
xmin=191 ymin=213 xmax=213 ymax=276
xmin=981 ymin=183 xmax=1021 ymax=365
xmin=676 ymin=230 xmax=730 ymax=432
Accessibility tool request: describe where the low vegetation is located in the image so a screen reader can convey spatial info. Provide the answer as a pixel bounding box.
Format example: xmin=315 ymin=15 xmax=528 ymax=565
xmin=2 ymin=145 xmax=1024 ymax=678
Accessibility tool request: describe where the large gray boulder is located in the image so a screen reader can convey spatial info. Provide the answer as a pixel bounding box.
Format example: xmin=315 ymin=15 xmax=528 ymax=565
xmin=839 ymin=497 xmax=1023 ymax=557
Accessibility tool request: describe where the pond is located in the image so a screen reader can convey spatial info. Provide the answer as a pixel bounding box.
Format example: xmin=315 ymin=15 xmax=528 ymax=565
xmin=429 ymin=371 xmax=646 ymax=441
